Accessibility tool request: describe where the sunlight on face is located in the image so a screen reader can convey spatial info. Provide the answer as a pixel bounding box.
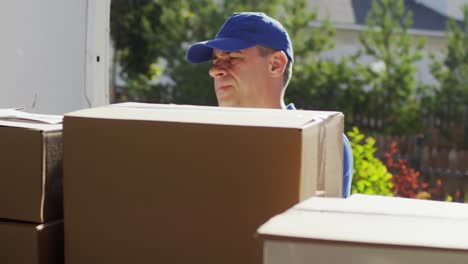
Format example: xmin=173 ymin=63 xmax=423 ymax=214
xmin=209 ymin=46 xmax=271 ymax=108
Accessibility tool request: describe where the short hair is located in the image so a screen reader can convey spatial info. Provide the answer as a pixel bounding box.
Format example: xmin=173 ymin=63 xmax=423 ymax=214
xmin=257 ymin=45 xmax=293 ymax=89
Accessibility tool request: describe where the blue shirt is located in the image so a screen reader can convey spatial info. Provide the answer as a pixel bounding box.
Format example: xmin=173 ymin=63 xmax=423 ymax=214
xmin=287 ymin=103 xmax=353 ymax=198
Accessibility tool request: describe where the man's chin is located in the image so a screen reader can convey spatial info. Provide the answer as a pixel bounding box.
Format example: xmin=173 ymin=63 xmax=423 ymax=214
xmin=217 ymin=102 xmax=238 ymax=108
xmin=217 ymin=98 xmax=240 ymax=108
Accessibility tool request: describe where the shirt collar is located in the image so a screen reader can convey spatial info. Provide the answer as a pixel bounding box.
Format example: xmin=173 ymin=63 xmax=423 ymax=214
xmin=286 ymin=103 xmax=296 ymax=110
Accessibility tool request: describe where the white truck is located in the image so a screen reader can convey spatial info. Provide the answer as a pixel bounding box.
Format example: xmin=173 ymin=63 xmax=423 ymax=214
xmin=0 ymin=0 xmax=111 ymax=114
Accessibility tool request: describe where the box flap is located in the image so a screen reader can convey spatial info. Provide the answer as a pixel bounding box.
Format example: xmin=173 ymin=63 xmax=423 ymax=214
xmin=0 ymin=109 xmax=63 ymax=124
xmin=258 ymin=196 xmax=468 ymax=251
xmin=0 ymin=109 xmax=62 ymax=131
xmin=0 ymin=120 xmax=62 ymax=131
xmin=295 ymin=194 xmax=468 ymax=219
xmin=65 ymin=102 xmax=341 ymax=129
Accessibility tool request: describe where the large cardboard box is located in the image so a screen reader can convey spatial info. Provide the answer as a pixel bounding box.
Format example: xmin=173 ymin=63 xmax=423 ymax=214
xmin=63 ymin=103 xmax=343 ymax=264
xmin=0 ymin=220 xmax=64 ymax=264
xmin=257 ymin=195 xmax=468 ymax=264
xmin=0 ymin=118 xmax=63 ymax=223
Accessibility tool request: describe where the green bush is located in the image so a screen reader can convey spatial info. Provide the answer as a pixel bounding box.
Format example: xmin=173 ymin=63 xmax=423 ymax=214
xmin=348 ymin=127 xmax=393 ymax=196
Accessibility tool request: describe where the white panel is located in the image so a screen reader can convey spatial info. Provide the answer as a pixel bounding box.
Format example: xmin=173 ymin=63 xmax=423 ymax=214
xmin=85 ymin=0 xmax=110 ymax=109
xmin=0 ymin=0 xmax=110 ymax=114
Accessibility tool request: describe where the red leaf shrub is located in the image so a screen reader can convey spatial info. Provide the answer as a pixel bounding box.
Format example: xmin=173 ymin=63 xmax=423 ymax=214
xmin=384 ymin=141 xmax=448 ymax=200
xmin=384 ymin=141 xmax=421 ymax=198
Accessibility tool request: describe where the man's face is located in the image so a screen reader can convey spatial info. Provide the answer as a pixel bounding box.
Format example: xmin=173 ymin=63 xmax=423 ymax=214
xmin=209 ymin=46 xmax=271 ymax=107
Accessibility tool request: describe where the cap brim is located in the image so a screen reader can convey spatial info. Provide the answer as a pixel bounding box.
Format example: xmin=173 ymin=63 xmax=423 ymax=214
xmin=186 ymin=38 xmax=256 ymax=64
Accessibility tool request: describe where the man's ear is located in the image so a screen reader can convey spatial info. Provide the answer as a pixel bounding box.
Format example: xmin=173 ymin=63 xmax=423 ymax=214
xmin=268 ymin=50 xmax=288 ymax=77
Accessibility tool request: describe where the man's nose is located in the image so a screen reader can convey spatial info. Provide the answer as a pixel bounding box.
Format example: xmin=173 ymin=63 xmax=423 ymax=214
xmin=209 ymin=63 xmax=227 ymax=78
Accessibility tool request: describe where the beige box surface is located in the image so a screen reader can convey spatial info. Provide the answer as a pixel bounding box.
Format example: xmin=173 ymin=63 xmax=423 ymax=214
xmin=0 ymin=120 xmax=63 ymax=223
xmin=258 ymin=195 xmax=468 ymax=264
xmin=63 ymin=103 xmax=343 ymax=264
xmin=0 ymin=220 xmax=64 ymax=264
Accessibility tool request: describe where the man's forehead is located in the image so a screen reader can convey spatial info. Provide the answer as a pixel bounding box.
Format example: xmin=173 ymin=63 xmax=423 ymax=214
xmin=212 ymin=49 xmax=241 ymax=56
xmin=211 ymin=46 xmax=261 ymax=59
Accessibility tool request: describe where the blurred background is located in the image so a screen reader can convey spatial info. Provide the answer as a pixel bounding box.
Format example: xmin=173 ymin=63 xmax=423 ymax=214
xmin=109 ymin=0 xmax=468 ymax=202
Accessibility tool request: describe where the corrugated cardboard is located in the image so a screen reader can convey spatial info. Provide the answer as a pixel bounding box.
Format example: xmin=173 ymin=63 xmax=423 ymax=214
xmin=0 ymin=220 xmax=64 ymax=264
xmin=63 ymin=103 xmax=343 ymax=264
xmin=257 ymin=195 xmax=468 ymax=264
xmin=0 ymin=120 xmax=63 ymax=223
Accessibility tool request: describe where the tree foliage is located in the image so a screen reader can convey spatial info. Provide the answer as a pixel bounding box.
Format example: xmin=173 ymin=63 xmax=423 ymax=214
xmin=110 ymin=1 xmax=163 ymax=80
xmin=110 ymin=0 xmax=169 ymax=100
xmin=355 ymin=0 xmax=425 ymax=135
xmin=428 ymin=5 xmax=468 ymax=144
xmin=282 ymin=2 xmax=366 ymax=130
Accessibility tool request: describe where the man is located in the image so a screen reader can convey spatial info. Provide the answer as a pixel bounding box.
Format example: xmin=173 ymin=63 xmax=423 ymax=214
xmin=186 ymin=12 xmax=353 ymax=197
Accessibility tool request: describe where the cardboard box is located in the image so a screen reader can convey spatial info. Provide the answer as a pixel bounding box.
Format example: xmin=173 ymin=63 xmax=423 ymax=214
xmin=0 ymin=220 xmax=64 ymax=264
xmin=63 ymin=103 xmax=343 ymax=264
xmin=0 ymin=119 xmax=63 ymax=223
xmin=257 ymin=195 xmax=468 ymax=264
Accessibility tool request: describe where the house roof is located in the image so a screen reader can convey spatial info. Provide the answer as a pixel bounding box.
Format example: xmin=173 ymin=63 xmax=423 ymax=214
xmin=308 ymin=0 xmax=464 ymax=33
xmin=351 ymin=0 xmax=460 ymax=31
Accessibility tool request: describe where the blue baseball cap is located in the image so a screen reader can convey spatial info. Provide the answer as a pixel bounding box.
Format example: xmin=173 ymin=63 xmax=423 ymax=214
xmin=186 ymin=12 xmax=293 ymax=64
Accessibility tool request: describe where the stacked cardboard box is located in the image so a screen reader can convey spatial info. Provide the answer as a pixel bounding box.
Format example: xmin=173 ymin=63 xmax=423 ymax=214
xmin=0 ymin=116 xmax=64 ymax=264
xmin=257 ymin=195 xmax=468 ymax=264
xmin=63 ymin=103 xmax=344 ymax=264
